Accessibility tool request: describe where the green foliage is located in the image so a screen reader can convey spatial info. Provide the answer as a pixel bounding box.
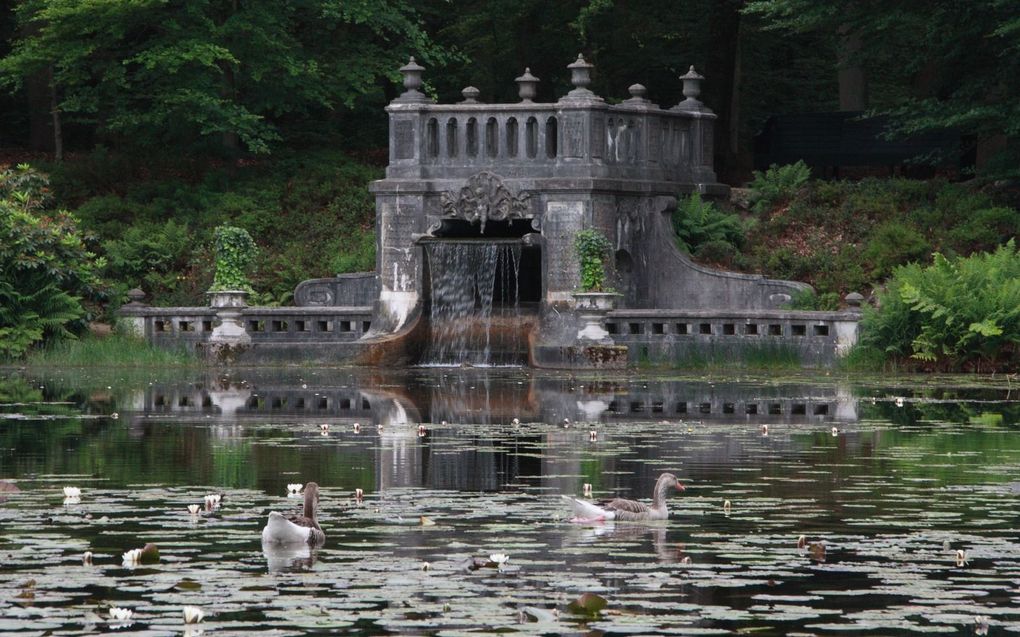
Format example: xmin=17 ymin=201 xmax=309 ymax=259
xmin=748 ymin=161 xmax=811 ymax=214
xmin=672 ymin=192 xmax=744 ymax=256
xmin=329 ymin=227 xmax=376 ymax=275
xmin=44 ymin=149 xmax=382 ymax=306
xmin=211 ymin=225 xmax=258 ymax=292
xmin=862 ymin=222 xmax=930 ymax=280
xmin=788 ymin=289 xmax=841 ymax=311
xmin=0 ymin=164 xmax=103 ymax=359
xmin=744 ymin=177 xmax=1019 ymax=297
xmin=861 ymin=241 xmax=1020 ymax=370
xmin=104 ymin=220 xmax=195 ymax=304
xmin=25 ymin=332 xmax=196 ymax=367
xmin=0 ymin=0 xmax=448 ymax=156
xmin=574 ymin=229 xmax=613 ymax=292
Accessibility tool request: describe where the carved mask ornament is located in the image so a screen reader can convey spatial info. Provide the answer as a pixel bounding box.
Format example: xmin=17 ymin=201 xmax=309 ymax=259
xmin=440 ymin=171 xmax=531 ymax=233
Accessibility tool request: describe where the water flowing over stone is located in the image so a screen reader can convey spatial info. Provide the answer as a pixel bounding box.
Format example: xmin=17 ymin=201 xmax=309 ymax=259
xmin=423 ymin=241 xmax=525 ymax=366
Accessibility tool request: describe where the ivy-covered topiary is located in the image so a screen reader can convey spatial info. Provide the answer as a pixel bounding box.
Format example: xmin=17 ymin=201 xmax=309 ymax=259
xmin=574 ymin=229 xmax=613 ymax=292
xmin=210 ymin=225 xmax=258 ymax=292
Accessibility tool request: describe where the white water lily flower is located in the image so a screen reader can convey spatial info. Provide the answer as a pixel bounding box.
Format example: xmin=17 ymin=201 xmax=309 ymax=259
xmin=319 ymin=423 xmax=330 ymax=432
xmin=83 ymin=551 xmax=93 ymax=565
xmin=287 ymin=483 xmax=303 ymax=496
xmin=63 ymin=486 xmax=81 ymax=498
xmin=109 ymin=607 xmax=133 ymax=621
xmin=122 ymin=548 xmax=142 ymax=566
xmin=187 ymin=504 xmax=201 ymax=515
xmin=204 ymin=494 xmax=221 ymax=508
xmin=489 ymin=553 xmax=510 ymax=567
xmin=831 ymin=426 xmax=839 ymax=437
xmin=582 ymin=483 xmax=592 ymax=496
xmin=895 ymin=397 xmax=904 ymax=407
xmin=182 ymin=606 xmax=205 ymax=624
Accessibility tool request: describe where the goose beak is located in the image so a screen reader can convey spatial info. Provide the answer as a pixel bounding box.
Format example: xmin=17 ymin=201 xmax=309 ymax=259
xmin=676 ymin=483 xmax=686 ymax=492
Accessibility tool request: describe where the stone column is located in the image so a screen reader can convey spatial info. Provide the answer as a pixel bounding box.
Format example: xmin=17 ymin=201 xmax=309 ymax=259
xmin=117 ymin=288 xmax=148 ymax=338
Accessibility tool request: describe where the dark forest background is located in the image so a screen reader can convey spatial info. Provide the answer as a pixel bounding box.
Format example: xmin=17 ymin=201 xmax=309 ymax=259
xmin=0 ymin=2 xmax=1017 ymax=370
xmin=1 ymin=0 xmax=1016 ymax=180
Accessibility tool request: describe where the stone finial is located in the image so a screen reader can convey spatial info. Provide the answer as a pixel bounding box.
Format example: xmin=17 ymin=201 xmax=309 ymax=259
xmin=674 ymin=65 xmax=705 ymax=110
xmin=515 ymin=68 xmax=540 ymax=103
xmin=621 ymin=83 xmax=655 ymax=108
xmin=124 ymin=288 xmax=147 ymax=306
xmin=562 ymin=54 xmax=602 ymax=102
xmin=845 ymin=292 xmax=865 ymax=311
xmin=514 ymin=67 xmax=538 ymax=102
xmin=395 ymin=56 xmax=430 ymax=103
xmin=460 ymin=86 xmax=481 ymax=103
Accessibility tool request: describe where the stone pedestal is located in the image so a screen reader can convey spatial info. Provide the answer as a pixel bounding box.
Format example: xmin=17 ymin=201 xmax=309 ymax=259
xmin=573 ymin=292 xmax=619 ymax=344
xmin=207 ymin=290 xmax=251 ymax=347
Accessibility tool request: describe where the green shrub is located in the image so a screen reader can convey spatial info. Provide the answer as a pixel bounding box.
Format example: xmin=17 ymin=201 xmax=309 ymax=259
xmin=574 ymin=229 xmax=613 ymax=292
xmin=788 ymin=289 xmax=841 ymax=311
xmin=861 ymin=241 xmax=1020 ymax=370
xmin=104 ymin=219 xmax=195 ymax=303
xmin=693 ymin=239 xmax=740 ymax=267
xmin=862 ymin=221 xmax=930 ymax=280
xmin=0 ymin=165 xmax=104 ymax=359
xmin=748 ymin=160 xmax=811 ymax=214
xmin=672 ymin=192 xmax=744 ymax=255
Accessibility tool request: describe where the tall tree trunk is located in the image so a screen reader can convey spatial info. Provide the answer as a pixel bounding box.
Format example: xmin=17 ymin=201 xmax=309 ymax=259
xmin=26 ymin=69 xmax=51 ymax=151
xmin=728 ymin=16 xmax=748 ymax=179
xmin=837 ymin=27 xmax=867 ymax=111
xmin=48 ymin=66 xmax=62 ymax=161
xmin=705 ymin=0 xmax=743 ymax=183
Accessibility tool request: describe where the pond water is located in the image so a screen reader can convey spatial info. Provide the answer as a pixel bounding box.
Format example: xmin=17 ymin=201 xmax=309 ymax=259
xmin=1 ymin=368 xmax=1019 ymax=635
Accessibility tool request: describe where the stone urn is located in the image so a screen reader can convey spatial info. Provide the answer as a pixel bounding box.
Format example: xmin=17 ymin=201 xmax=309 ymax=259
xmin=572 ymin=292 xmax=620 ymax=344
xmin=206 ymin=289 xmax=251 ymax=346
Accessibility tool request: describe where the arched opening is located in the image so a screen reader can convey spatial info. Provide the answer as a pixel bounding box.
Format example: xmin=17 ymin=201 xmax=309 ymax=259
xmin=426 ymin=118 xmax=439 ymax=158
xmin=485 ymin=117 xmax=499 ymax=158
xmin=505 ymin=118 xmax=518 ymax=157
xmin=525 ymin=117 xmax=538 ymax=158
xmin=446 ymin=118 xmax=458 ymax=158
xmin=615 ymin=248 xmax=634 ymax=306
xmin=545 ymin=117 xmax=558 ymax=158
xmin=466 ymin=118 xmax=478 ymax=157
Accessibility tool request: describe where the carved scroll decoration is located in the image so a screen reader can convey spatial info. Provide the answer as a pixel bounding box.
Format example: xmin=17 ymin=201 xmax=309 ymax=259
xmin=439 ymin=171 xmax=531 ymax=233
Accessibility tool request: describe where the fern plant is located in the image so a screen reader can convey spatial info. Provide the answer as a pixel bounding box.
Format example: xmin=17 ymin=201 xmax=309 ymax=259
xmin=672 ymin=192 xmax=744 ymax=255
xmin=861 ymin=240 xmax=1020 ymax=370
xmin=748 ymin=160 xmax=811 ymax=214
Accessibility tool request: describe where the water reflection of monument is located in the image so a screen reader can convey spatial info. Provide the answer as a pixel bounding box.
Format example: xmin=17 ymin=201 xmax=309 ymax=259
xmin=127 ymin=371 xmax=861 ymax=493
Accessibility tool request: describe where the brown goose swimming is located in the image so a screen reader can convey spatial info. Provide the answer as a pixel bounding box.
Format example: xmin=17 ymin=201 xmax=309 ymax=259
xmin=563 ymin=473 xmax=685 ymax=522
xmin=262 ymin=482 xmax=326 ymax=545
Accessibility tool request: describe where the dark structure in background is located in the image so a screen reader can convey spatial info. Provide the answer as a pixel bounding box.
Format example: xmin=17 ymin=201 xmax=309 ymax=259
xmin=754 ymin=112 xmax=962 ymax=178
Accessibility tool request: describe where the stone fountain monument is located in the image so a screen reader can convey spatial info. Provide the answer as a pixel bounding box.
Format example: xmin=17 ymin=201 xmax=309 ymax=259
xmin=121 ymin=55 xmax=860 ymax=368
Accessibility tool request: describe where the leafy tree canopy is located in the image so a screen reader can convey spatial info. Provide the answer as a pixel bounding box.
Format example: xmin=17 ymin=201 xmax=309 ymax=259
xmin=0 ymin=0 xmax=450 ymax=155
xmin=745 ymin=0 xmax=1020 ymax=172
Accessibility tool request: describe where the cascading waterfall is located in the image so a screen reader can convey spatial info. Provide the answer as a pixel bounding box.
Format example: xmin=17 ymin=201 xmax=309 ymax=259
xmin=422 ymin=241 xmax=525 ymax=366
